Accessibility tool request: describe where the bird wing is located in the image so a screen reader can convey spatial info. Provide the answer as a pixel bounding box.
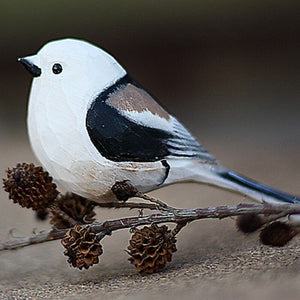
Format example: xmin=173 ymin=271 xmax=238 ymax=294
xmin=86 ymin=75 xmax=216 ymax=163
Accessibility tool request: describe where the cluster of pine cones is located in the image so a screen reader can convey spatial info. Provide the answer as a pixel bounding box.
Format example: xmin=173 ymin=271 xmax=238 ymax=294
xmin=236 ymin=213 xmax=299 ymax=247
xmin=2 ymin=162 xmax=178 ymax=274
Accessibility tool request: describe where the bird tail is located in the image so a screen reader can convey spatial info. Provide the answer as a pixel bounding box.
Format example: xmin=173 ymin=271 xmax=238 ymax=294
xmin=216 ymin=170 xmax=300 ymax=205
xmin=166 ymin=160 xmax=299 ymax=206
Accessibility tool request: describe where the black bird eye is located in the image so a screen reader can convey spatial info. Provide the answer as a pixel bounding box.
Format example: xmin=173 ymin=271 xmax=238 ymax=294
xmin=52 ymin=63 xmax=63 ymax=74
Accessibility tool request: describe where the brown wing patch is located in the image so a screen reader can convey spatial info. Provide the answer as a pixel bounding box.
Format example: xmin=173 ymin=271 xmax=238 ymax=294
xmin=106 ymin=84 xmax=170 ymax=120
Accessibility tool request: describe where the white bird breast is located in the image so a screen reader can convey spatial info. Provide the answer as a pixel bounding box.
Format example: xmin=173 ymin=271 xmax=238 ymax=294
xmin=27 ymin=76 xmax=167 ymax=202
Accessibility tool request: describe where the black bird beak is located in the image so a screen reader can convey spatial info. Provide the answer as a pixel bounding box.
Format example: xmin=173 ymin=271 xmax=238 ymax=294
xmin=18 ymin=57 xmax=41 ymax=77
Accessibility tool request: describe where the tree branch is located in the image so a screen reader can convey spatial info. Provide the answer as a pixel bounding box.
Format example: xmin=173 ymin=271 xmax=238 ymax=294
xmin=1 ymin=202 xmax=300 ymax=251
xmin=93 ymin=201 xmax=158 ymax=210
xmin=134 ymin=191 xmax=177 ymax=212
xmin=48 ymin=203 xmax=78 ymax=226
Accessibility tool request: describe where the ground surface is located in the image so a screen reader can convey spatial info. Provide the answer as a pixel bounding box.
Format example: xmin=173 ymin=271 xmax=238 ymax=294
xmin=0 ymin=124 xmax=299 ymax=299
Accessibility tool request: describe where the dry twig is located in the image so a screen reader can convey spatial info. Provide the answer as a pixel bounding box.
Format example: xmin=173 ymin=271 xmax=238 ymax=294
xmin=1 ymin=202 xmax=300 ymax=251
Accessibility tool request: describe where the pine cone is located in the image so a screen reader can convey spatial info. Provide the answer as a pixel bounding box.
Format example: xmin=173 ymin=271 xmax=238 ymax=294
xmin=236 ymin=213 xmax=264 ymax=233
xmin=61 ymin=224 xmax=103 ymax=270
xmin=127 ymin=224 xmax=177 ymax=274
xmin=50 ymin=193 xmax=96 ymax=229
xmin=260 ymin=221 xmax=298 ymax=247
xmin=3 ymin=163 xmax=59 ymax=210
xmin=111 ymin=181 xmax=138 ymax=201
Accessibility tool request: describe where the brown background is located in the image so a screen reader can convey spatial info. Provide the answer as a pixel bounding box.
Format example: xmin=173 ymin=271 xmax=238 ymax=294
xmin=0 ymin=1 xmax=299 ymax=299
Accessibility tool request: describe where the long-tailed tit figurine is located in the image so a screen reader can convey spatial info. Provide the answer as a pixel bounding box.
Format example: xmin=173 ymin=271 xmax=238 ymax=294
xmin=19 ymin=38 xmax=299 ymax=217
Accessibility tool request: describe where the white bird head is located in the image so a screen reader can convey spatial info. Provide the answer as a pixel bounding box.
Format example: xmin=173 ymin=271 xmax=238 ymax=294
xmin=19 ymin=38 xmax=127 ymax=105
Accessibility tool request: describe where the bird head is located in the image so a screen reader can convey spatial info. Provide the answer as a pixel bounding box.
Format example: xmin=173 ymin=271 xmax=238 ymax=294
xmin=19 ymin=38 xmax=126 ymax=104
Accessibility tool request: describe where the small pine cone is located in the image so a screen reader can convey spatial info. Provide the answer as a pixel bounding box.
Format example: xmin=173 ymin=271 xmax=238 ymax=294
xmin=3 ymin=163 xmax=59 ymax=210
xmin=127 ymin=224 xmax=177 ymax=274
xmin=61 ymin=225 xmax=103 ymax=270
xmin=259 ymin=221 xmax=298 ymax=247
xmin=111 ymin=181 xmax=138 ymax=201
xmin=50 ymin=193 xmax=96 ymax=229
xmin=236 ymin=213 xmax=264 ymax=233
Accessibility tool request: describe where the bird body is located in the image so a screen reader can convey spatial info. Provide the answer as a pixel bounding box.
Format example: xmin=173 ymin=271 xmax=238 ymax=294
xmin=20 ymin=38 xmax=299 ymax=207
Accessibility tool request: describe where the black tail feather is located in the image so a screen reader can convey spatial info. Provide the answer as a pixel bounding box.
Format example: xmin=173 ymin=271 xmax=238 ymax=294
xmin=219 ymin=171 xmax=300 ymax=204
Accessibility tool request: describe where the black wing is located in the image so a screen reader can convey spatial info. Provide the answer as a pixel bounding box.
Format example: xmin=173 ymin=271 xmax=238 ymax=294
xmin=86 ymin=97 xmax=172 ymax=162
xmin=86 ymin=75 xmax=216 ymax=163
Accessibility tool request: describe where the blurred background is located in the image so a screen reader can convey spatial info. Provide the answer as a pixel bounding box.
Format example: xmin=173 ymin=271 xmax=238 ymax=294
xmin=0 ymin=1 xmax=299 ymax=294
xmin=1 ymin=1 xmax=299 ymax=160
